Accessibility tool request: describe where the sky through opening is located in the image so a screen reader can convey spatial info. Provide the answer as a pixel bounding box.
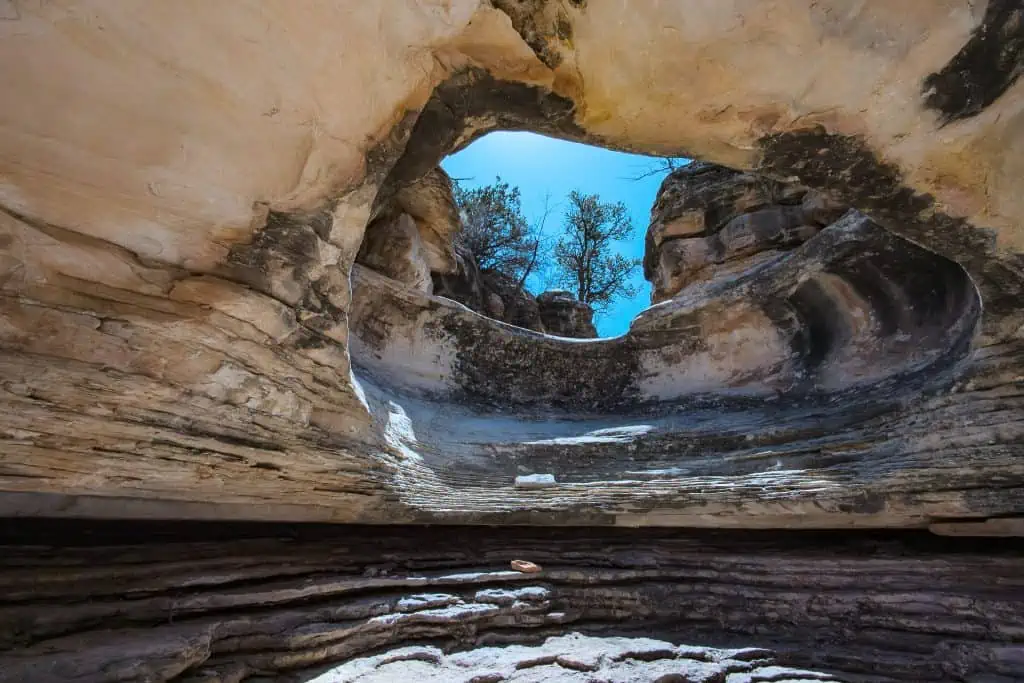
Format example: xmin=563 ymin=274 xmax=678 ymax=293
xmin=441 ymin=131 xmax=687 ymax=337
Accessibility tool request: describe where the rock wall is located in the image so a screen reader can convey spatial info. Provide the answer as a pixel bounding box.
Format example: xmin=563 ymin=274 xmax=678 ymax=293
xmin=645 ymin=162 xmax=847 ymax=303
xmin=0 ymin=0 xmax=1021 ymax=527
xmin=0 ymin=522 xmax=1020 ymax=683
xmin=3 ymin=2 xmax=1024 ymax=679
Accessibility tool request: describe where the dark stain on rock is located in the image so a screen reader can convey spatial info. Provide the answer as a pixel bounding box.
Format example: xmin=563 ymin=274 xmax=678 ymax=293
xmin=224 ymin=204 xmax=355 ymax=354
xmin=758 ymin=128 xmax=931 ymax=223
xmin=227 ymin=208 xmax=333 ymax=305
xmin=364 ymin=109 xmax=420 ymax=187
xmin=555 ymin=10 xmax=573 ymax=42
xmin=378 ymin=69 xmax=583 ymax=204
xmin=491 ymin=0 xmax=567 ymax=69
xmin=922 ymin=0 xmax=1024 ymax=124
xmin=757 ymin=127 xmax=1022 ymax=328
xmin=439 ymin=311 xmax=641 ymax=411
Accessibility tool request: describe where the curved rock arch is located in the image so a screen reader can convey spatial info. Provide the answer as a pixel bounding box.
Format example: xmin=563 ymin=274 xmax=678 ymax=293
xmin=2 ymin=3 xmax=1024 ymax=681
xmin=0 ymin=0 xmax=1022 ymax=527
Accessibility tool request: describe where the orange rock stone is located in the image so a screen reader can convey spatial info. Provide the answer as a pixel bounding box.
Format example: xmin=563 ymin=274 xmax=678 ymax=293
xmin=510 ymin=559 xmax=542 ymax=573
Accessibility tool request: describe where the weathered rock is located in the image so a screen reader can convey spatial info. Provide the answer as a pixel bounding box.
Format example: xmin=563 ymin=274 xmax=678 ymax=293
xmin=366 ymin=166 xmax=549 ymax=333
xmin=0 ymin=0 xmax=1021 ymax=530
xmin=0 ymin=522 xmax=1020 ymax=683
xmin=384 ymin=167 xmax=462 ymax=274
xmin=310 ymin=633 xmax=836 ymax=682
xmin=536 ymin=290 xmax=598 ymax=338
xmin=433 ymin=242 xmax=488 ymax=314
xmin=646 ymin=163 xmax=846 ymax=302
xmin=2 ymin=10 xmax=1024 ymax=683
xmin=430 ymin=254 xmax=546 ymax=333
xmin=481 ymin=270 xmax=546 ymax=333
xmin=356 ymin=213 xmax=433 ymax=293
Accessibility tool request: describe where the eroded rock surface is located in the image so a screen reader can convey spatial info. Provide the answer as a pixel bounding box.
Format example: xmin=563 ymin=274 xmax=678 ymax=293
xmin=0 ymin=0 xmax=1020 ymax=542
xmin=2 ymin=3 xmax=1024 ymax=679
xmin=310 ymin=634 xmax=835 ymax=683
xmin=536 ymin=290 xmax=598 ymax=338
xmin=356 ymin=212 xmax=433 ymax=293
xmin=0 ymin=522 xmax=1020 ymax=683
xmin=646 ymin=162 xmax=847 ymax=303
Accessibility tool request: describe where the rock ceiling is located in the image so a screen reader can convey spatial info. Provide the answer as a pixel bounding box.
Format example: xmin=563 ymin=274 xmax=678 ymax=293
xmin=2 ymin=2 xmax=1024 ymax=681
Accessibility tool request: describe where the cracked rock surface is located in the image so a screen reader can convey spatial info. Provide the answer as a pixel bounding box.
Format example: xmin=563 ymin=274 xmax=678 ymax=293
xmin=307 ymin=634 xmax=834 ymax=683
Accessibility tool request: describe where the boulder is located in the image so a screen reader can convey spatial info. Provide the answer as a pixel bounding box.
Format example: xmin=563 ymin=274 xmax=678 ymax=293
xmin=385 ymin=167 xmax=462 ymax=274
xmin=481 ymin=270 xmax=546 ymax=333
xmin=536 ymin=289 xmax=598 ymax=338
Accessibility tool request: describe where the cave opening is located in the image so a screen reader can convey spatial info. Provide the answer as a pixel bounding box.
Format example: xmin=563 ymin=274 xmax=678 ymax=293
xmin=3 ymin=3 xmax=1024 ymax=681
xmin=348 ymin=114 xmax=979 ymax=415
xmin=358 ymin=130 xmax=685 ymax=339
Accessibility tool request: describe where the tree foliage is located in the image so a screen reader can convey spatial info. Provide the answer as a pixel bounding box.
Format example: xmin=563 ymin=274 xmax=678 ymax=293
xmin=552 ymin=191 xmax=639 ymax=310
xmin=453 ymin=177 xmax=543 ymax=288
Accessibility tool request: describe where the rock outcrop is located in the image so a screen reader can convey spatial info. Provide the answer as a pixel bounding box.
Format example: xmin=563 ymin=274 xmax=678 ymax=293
xmin=1 ymin=0 xmax=1020 ymax=533
xmin=366 ymin=166 xmax=593 ymax=337
xmin=356 ymin=213 xmax=434 ymax=293
xmin=646 ymin=162 xmax=847 ymax=303
xmin=536 ymin=290 xmax=598 ymax=338
xmin=2 ymin=2 xmax=1024 ymax=680
xmin=1 ymin=522 xmax=1020 ymax=683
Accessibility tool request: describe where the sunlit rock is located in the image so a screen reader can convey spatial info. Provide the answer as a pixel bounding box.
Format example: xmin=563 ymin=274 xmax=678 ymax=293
xmin=1 ymin=1 xmax=1023 ymax=679
xmin=646 ymin=163 xmax=845 ymax=303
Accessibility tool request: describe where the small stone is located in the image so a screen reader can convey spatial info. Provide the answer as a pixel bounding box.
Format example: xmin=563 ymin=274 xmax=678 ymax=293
xmin=515 ymin=473 xmax=557 ymax=489
xmin=510 ymin=559 xmax=542 ymax=573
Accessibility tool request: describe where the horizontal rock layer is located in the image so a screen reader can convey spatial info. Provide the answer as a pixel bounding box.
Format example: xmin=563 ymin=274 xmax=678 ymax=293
xmin=1 ymin=1 xmax=1022 ymax=527
xmin=0 ymin=523 xmax=1021 ymax=683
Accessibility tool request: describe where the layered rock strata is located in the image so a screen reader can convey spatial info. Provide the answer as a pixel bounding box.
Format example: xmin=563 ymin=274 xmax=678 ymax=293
xmin=645 ymin=162 xmax=847 ymax=303
xmin=0 ymin=523 xmax=1020 ymax=683
xmin=2 ymin=1 xmax=1024 ymax=679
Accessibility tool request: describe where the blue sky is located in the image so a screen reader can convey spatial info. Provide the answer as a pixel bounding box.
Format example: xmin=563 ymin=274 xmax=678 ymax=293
xmin=441 ymin=132 xmax=683 ymax=337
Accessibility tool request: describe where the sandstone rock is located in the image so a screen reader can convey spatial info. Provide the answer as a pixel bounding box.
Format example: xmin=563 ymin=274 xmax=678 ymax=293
xmin=432 ymin=256 xmax=546 ymax=333
xmin=481 ymin=270 xmax=546 ymax=333
xmin=433 ymin=242 xmax=488 ymax=313
xmin=4 ymin=2 xmax=1024 ymax=679
xmin=356 ymin=213 xmax=433 ymax=293
xmin=0 ymin=523 xmax=1020 ymax=682
xmin=1 ymin=0 xmax=1020 ymax=531
xmin=382 ymin=168 xmax=462 ymax=274
xmin=514 ymin=473 xmax=557 ymax=489
xmin=646 ymin=165 xmax=848 ymax=302
xmin=536 ymin=290 xmax=598 ymax=338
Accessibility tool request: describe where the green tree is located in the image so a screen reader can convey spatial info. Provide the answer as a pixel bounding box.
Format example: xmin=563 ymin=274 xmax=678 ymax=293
xmin=552 ymin=191 xmax=639 ymax=310
xmin=453 ymin=177 xmax=544 ymax=288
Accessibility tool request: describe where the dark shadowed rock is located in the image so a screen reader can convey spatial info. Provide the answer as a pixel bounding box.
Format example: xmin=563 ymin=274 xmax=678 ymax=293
xmin=482 ymin=270 xmax=545 ymax=332
xmin=536 ymin=289 xmax=598 ymax=338
xmin=433 ymin=242 xmax=488 ymax=314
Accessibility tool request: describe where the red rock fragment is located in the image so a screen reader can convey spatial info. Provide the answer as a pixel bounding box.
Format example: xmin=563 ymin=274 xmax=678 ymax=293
xmin=510 ymin=559 xmax=542 ymax=573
